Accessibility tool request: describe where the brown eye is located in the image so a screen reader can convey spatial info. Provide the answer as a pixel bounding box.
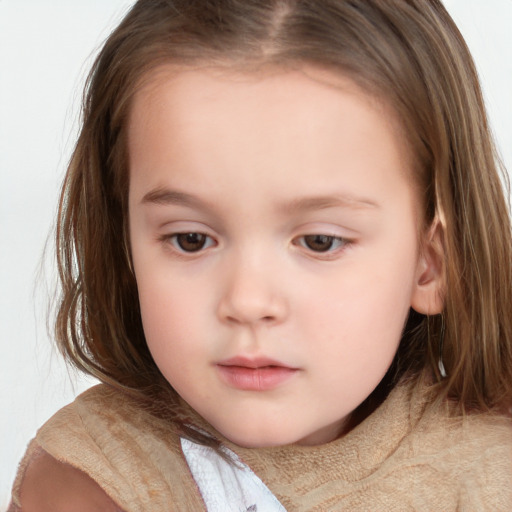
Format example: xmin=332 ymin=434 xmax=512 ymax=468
xmin=303 ymin=234 xmax=336 ymax=252
xmin=297 ymin=234 xmax=348 ymax=253
xmin=174 ymin=233 xmax=211 ymax=252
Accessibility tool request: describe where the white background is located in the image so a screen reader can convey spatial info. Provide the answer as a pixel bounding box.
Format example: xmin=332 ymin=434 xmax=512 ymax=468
xmin=0 ymin=0 xmax=511 ymax=507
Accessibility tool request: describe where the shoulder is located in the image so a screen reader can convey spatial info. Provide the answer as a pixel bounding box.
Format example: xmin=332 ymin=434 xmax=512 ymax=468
xmin=11 ymin=385 xmax=204 ymax=510
xmin=34 ymin=383 xmax=186 ymax=476
xmin=36 ymin=384 xmax=178 ymax=453
xmin=17 ymin=448 xmax=123 ymax=512
xmin=418 ymin=402 xmax=512 ymax=455
xmin=409 ymin=400 xmax=512 ymax=505
xmin=453 ymin=411 xmax=512 ymax=469
xmin=369 ymin=382 xmax=512 ymax=507
xmin=406 ymin=381 xmax=512 ymax=463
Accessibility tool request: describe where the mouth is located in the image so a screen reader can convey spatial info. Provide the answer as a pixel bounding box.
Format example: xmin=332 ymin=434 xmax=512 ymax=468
xmin=216 ymin=356 xmax=299 ymax=391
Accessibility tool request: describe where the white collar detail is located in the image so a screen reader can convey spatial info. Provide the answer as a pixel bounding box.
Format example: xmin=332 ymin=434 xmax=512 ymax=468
xmin=181 ymin=437 xmax=287 ymax=512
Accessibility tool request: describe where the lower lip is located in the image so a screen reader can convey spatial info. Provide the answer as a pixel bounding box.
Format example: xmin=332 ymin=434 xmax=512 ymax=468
xmin=216 ymin=365 xmax=298 ymax=391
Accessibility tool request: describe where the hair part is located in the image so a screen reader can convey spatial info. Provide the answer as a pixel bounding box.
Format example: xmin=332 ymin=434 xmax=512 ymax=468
xmin=56 ymin=0 xmax=512 ymax=418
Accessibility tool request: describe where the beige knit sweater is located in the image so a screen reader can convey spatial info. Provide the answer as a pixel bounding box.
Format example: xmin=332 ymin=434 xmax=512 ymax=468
xmin=10 ymin=382 xmax=512 ymax=511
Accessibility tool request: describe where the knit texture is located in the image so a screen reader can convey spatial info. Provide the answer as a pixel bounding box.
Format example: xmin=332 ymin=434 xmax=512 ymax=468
xmin=11 ymin=382 xmax=512 ymax=511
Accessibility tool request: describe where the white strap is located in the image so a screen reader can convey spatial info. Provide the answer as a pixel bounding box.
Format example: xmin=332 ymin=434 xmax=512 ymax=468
xmin=181 ymin=438 xmax=287 ymax=512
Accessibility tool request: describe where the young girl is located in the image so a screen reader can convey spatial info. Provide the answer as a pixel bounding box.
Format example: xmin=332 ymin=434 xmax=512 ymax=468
xmin=9 ymin=0 xmax=512 ymax=510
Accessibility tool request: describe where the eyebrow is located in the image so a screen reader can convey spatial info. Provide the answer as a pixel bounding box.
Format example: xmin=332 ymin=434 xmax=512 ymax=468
xmin=279 ymin=194 xmax=380 ymax=213
xmin=142 ymin=188 xmax=211 ymax=209
xmin=141 ymin=187 xmax=379 ymax=213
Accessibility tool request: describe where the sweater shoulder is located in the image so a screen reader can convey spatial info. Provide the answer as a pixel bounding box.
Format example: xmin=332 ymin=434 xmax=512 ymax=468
xmin=411 ymin=401 xmax=512 ymax=460
xmin=12 ymin=385 xmax=204 ymax=512
xmin=14 ymin=447 xmax=123 ymax=512
xmin=397 ymin=397 xmax=512 ymax=508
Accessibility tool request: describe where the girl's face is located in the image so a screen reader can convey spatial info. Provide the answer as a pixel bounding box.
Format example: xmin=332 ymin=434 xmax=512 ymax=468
xmin=128 ymin=67 xmax=437 ymax=447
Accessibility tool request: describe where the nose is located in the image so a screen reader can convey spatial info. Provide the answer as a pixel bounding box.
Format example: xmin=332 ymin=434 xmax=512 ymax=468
xmin=216 ymin=252 xmax=288 ymax=327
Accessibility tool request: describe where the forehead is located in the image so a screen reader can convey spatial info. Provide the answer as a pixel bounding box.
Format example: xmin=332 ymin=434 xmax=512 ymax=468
xmin=127 ymin=65 xmax=417 ymax=211
xmin=129 ymin=65 xmax=410 ymax=150
xmin=129 ymin=64 xmax=404 ymax=135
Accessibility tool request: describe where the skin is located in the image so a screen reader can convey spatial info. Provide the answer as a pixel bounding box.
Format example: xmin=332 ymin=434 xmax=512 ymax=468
xmin=128 ymin=66 xmax=443 ymax=448
xmin=18 ymin=449 xmax=122 ymax=511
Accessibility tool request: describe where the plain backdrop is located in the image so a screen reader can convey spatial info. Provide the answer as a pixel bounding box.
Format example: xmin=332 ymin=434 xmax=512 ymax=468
xmin=0 ymin=0 xmax=511 ymax=507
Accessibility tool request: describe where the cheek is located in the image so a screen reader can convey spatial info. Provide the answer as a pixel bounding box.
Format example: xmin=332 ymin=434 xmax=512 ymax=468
xmin=304 ymin=249 xmax=417 ymax=357
xmin=131 ymin=233 xmax=205 ymax=335
xmin=135 ymin=275 xmax=220 ymax=403
xmin=136 ymin=281 xmax=201 ymax=394
xmin=304 ymin=272 xmax=413 ymax=405
xmin=135 ymin=270 xmax=197 ymax=355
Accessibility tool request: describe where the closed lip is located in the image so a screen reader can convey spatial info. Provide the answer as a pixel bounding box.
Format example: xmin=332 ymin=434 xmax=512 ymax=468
xmin=216 ymin=356 xmax=299 ymax=391
xmin=216 ymin=356 xmax=297 ymax=369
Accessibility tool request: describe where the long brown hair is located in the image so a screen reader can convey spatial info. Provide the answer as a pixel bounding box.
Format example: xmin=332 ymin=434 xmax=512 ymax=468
xmin=56 ymin=0 xmax=512 ymax=416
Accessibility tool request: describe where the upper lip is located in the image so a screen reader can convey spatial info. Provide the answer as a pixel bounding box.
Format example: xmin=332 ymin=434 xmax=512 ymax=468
xmin=217 ymin=356 xmax=296 ymax=369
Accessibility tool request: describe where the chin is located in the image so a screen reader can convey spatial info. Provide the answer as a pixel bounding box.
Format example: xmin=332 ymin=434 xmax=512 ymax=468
xmin=226 ymin=434 xmax=295 ymax=449
xmin=215 ymin=422 xmax=301 ymax=448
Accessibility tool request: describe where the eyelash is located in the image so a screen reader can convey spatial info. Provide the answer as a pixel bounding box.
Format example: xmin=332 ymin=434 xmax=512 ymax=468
xmin=293 ymin=234 xmax=350 ymax=255
xmin=160 ymin=232 xmax=216 ymax=253
xmin=159 ymin=232 xmax=351 ymax=257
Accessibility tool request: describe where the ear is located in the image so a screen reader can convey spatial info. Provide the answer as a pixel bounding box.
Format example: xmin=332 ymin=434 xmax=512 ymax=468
xmin=411 ymin=219 xmax=445 ymax=315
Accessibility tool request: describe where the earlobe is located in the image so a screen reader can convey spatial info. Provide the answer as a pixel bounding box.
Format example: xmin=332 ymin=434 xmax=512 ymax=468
xmin=411 ymin=219 xmax=445 ymax=315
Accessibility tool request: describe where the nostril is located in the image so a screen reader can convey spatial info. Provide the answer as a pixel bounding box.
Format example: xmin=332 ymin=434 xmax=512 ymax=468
xmin=225 ymin=314 xmax=275 ymax=324
xmin=216 ymin=284 xmax=288 ymax=326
